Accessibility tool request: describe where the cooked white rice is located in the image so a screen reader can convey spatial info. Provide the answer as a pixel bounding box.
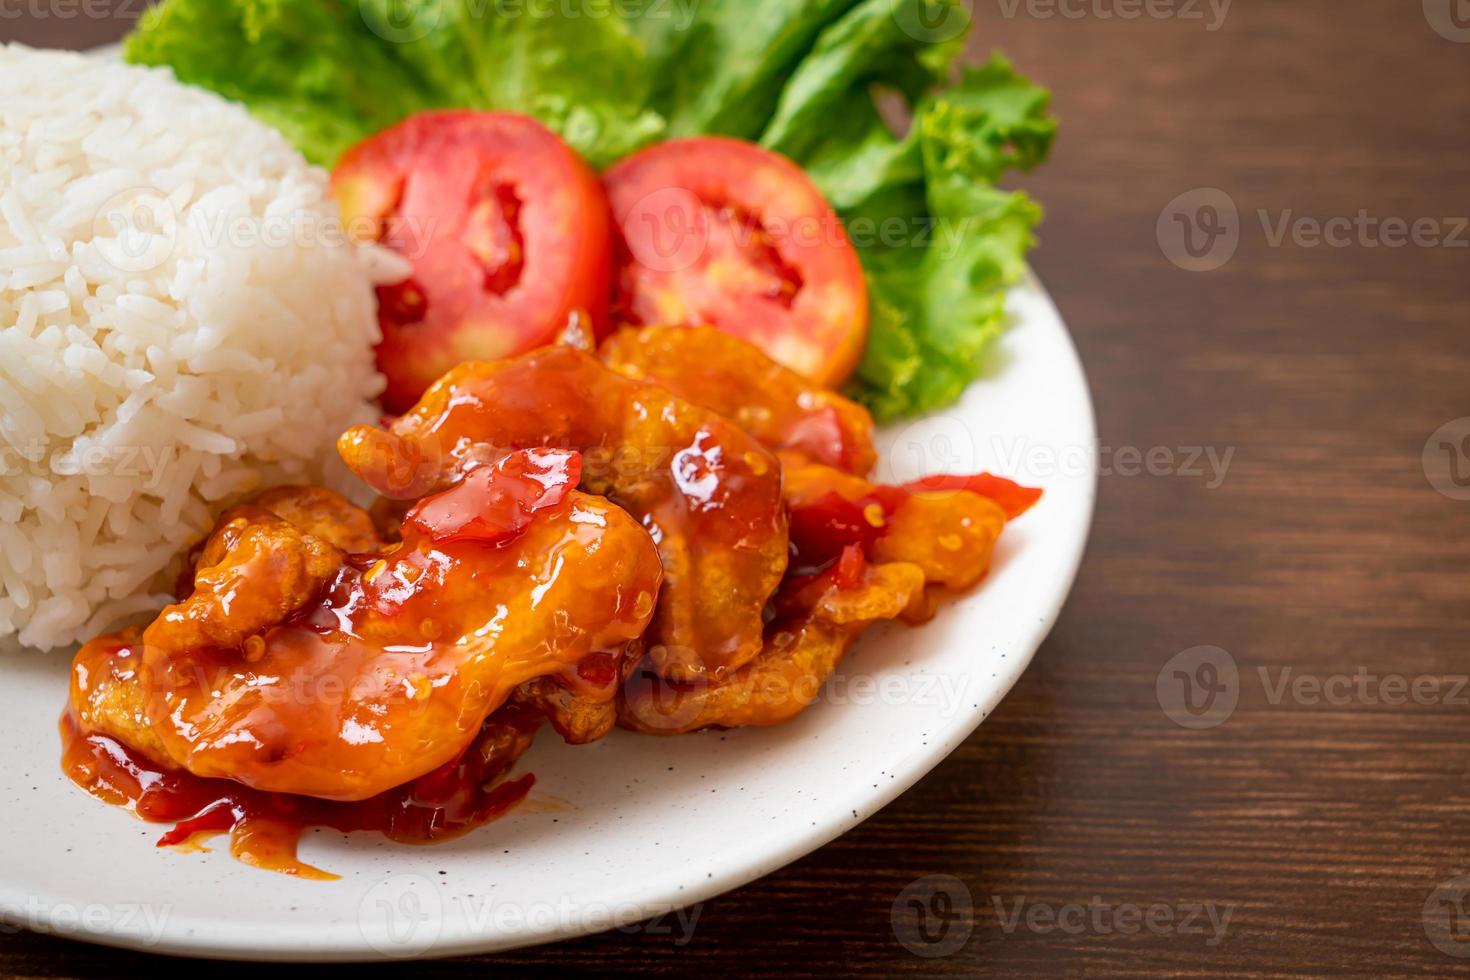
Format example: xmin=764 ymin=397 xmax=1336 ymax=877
xmin=0 ymin=45 xmax=398 ymax=650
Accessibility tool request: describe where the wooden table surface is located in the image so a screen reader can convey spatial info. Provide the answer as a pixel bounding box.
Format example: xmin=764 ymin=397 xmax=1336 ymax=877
xmin=4 ymin=1 xmax=1468 ymax=975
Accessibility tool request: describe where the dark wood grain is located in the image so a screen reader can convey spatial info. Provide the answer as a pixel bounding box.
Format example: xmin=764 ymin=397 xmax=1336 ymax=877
xmin=4 ymin=0 xmax=1469 ymax=975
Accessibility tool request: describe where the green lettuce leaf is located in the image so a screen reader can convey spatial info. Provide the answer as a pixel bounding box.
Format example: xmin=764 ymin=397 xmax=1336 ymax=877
xmin=126 ymin=0 xmax=1055 ymax=420
xmin=826 ymin=54 xmax=1054 ymax=418
xmin=124 ymin=0 xmax=432 ymax=166
xmin=624 ymin=0 xmax=1054 ymax=417
xmin=620 ymin=0 xmax=866 ymax=138
xmin=125 ymin=0 xmax=664 ymax=168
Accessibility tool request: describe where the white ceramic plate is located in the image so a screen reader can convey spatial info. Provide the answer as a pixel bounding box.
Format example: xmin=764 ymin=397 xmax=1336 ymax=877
xmin=0 ymin=272 xmax=1094 ymax=961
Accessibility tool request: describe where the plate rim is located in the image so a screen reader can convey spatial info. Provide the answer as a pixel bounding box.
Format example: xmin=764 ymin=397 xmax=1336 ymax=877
xmin=0 ymin=270 xmax=1095 ymax=962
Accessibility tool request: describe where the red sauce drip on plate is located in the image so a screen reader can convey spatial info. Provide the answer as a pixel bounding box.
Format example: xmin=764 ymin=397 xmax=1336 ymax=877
xmin=60 ymin=707 xmax=537 ymax=880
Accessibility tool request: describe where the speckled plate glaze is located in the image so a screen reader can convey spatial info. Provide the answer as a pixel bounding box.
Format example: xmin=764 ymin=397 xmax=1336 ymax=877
xmin=0 ymin=271 xmax=1094 ymax=961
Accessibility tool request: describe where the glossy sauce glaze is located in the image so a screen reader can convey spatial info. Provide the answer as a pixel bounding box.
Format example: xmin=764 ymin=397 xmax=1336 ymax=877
xmin=137 ymin=479 xmax=659 ymax=801
xmin=61 ymin=686 xmax=538 ymax=880
xmin=779 ymin=455 xmax=1029 ymax=592
xmin=339 ymin=345 xmax=788 ymax=683
xmin=60 ymin=457 xmax=663 ymax=877
xmin=599 ymin=326 xmax=878 ymax=474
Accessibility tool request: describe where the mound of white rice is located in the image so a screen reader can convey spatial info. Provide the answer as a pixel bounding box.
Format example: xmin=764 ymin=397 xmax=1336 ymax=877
xmin=0 ymin=46 xmax=397 ymax=650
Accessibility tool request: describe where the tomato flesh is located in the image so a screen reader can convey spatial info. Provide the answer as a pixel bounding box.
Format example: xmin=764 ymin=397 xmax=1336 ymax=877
xmin=334 ymin=111 xmax=612 ymax=412
xmin=603 ymin=137 xmax=868 ymax=387
xmin=898 ymin=473 xmax=1044 ymax=520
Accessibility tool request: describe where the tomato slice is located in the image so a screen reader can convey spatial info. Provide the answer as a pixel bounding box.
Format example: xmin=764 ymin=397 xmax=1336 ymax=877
xmin=898 ymin=473 xmax=1043 ymax=520
xmin=333 ymin=111 xmax=612 ymax=412
xmin=602 ymin=137 xmax=868 ymax=387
